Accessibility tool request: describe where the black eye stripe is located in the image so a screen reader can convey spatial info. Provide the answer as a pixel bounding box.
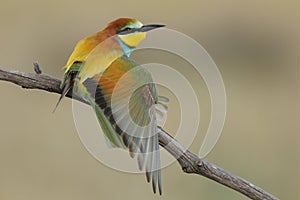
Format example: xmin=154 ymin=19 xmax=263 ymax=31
xmin=116 ymin=27 xmax=137 ymax=35
xmin=123 ymin=27 xmax=131 ymax=31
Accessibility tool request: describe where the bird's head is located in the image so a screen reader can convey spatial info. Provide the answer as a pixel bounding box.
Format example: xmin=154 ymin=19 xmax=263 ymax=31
xmin=106 ymin=18 xmax=165 ymax=51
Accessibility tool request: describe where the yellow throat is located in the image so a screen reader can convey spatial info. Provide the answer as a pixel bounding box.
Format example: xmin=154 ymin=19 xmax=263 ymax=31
xmin=118 ymin=32 xmax=146 ymax=47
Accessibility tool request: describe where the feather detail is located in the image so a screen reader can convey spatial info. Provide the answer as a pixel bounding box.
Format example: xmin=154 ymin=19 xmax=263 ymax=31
xmin=53 ymin=62 xmax=81 ymax=112
xmin=77 ymin=55 xmax=163 ymax=194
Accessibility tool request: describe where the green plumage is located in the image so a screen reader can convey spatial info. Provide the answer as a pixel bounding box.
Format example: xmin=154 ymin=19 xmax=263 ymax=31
xmin=76 ymin=55 xmax=165 ymax=194
xmin=55 ymin=18 xmax=166 ymax=195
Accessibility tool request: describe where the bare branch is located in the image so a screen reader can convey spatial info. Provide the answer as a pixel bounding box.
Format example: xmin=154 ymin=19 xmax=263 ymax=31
xmin=0 ymin=66 xmax=279 ymax=200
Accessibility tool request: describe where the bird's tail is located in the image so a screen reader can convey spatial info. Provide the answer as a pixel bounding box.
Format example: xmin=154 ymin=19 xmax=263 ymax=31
xmin=53 ymin=62 xmax=81 ymax=112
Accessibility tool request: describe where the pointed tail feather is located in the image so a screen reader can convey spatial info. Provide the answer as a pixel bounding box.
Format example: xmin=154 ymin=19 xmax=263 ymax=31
xmin=53 ymin=70 xmax=78 ymax=113
xmin=53 ymin=75 xmax=73 ymax=112
xmin=53 ymin=62 xmax=81 ymax=112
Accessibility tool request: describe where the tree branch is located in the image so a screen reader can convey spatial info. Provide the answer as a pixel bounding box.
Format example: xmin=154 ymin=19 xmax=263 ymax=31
xmin=0 ymin=66 xmax=279 ymax=200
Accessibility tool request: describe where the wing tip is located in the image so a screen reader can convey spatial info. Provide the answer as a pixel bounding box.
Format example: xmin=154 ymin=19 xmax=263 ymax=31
xmin=150 ymin=170 xmax=163 ymax=195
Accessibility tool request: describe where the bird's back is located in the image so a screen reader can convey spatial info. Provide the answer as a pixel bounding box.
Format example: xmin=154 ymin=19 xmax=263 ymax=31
xmin=63 ymin=28 xmax=114 ymax=71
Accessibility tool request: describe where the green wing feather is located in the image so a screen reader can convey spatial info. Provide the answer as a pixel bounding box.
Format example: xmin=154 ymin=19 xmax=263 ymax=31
xmin=76 ymin=55 xmax=164 ymax=194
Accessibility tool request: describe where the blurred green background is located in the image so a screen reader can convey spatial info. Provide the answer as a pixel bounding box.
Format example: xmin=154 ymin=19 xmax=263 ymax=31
xmin=0 ymin=0 xmax=299 ymax=199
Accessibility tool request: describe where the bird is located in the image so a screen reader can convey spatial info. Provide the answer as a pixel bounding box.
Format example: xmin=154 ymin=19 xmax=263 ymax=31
xmin=54 ymin=18 xmax=167 ymax=194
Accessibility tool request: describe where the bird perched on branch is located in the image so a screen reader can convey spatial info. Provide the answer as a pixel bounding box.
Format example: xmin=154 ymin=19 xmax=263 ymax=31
xmin=54 ymin=18 xmax=167 ymax=194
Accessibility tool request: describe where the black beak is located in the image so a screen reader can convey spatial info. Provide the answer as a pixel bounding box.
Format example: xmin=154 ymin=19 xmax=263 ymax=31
xmin=139 ymin=24 xmax=165 ymax=32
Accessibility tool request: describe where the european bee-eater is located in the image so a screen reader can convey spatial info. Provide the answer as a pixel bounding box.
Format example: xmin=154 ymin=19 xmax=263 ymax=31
xmin=55 ymin=18 xmax=166 ymax=194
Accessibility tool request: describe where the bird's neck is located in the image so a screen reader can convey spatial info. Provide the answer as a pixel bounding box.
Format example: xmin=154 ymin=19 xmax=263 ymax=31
xmin=117 ymin=37 xmax=135 ymax=57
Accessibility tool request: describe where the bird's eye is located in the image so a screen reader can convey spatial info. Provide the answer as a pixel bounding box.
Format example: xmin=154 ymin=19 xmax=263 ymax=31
xmin=122 ymin=27 xmax=132 ymax=32
xmin=116 ymin=27 xmax=134 ymax=34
